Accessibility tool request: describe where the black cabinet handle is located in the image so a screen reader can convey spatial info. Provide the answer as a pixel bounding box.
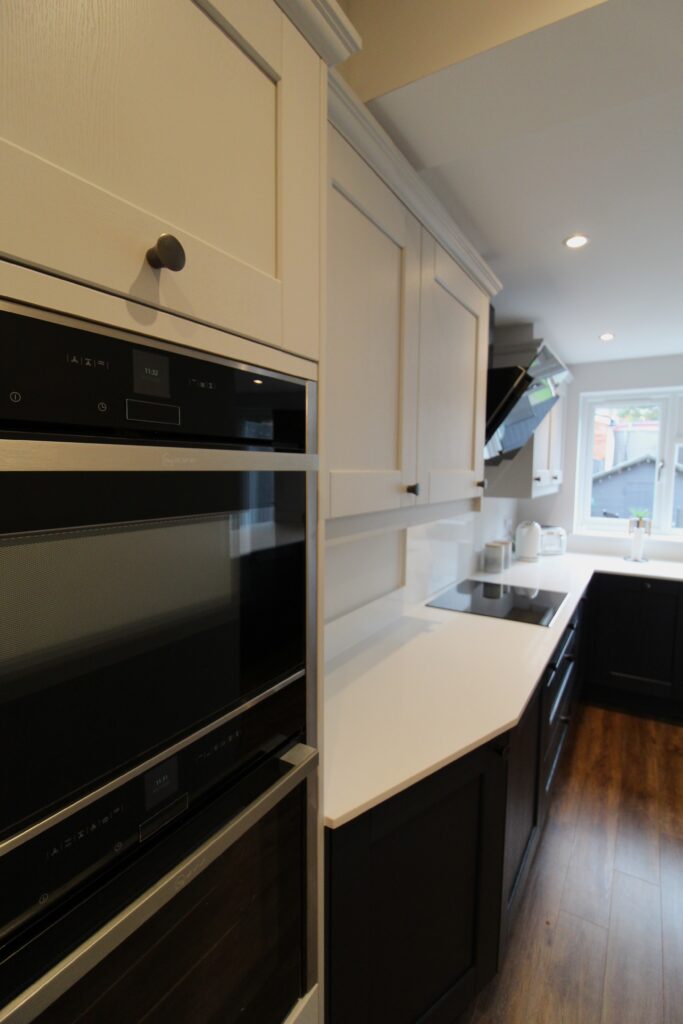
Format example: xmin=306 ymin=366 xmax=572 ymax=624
xmin=146 ymin=234 xmax=186 ymax=272
xmin=534 ymin=476 xmax=542 ymax=482
xmin=560 ymin=715 xmax=571 ymax=724
xmin=406 ymin=483 xmax=420 ymax=496
xmin=476 ymin=479 xmax=487 ymax=489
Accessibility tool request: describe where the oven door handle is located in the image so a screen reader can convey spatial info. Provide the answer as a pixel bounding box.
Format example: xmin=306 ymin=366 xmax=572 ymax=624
xmin=0 ymin=743 xmax=318 ymax=1024
xmin=0 ymin=438 xmax=318 ymax=472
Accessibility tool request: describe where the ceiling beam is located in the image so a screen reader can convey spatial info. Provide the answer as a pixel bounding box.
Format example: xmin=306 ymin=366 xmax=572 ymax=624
xmin=338 ymin=0 xmax=609 ymax=101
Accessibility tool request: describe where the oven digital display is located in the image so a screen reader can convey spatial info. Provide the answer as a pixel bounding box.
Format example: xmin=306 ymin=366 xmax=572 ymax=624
xmin=133 ymin=349 xmax=170 ymax=398
xmin=144 ymin=756 xmax=179 ymax=811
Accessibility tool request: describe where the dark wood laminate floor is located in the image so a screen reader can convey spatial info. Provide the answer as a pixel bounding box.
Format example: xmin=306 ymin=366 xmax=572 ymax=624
xmin=461 ymin=703 xmax=683 ymax=1024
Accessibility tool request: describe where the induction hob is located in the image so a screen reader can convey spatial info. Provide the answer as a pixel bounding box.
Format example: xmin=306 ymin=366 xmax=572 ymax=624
xmin=427 ymin=578 xmax=567 ymax=627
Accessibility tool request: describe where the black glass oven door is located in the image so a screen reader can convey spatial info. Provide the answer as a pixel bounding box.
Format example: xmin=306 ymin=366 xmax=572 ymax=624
xmin=0 ymin=466 xmax=307 ymax=842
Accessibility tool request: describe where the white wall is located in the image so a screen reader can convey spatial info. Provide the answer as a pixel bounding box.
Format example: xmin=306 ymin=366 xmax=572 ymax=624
xmin=519 ymin=352 xmax=683 ymax=558
xmin=474 ymin=496 xmax=518 ymax=564
xmin=325 ymin=496 xmax=518 ymax=658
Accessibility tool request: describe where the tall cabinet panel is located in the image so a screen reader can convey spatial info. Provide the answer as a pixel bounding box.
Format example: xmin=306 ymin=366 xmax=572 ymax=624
xmin=417 ymin=236 xmax=489 ymax=505
xmin=0 ymin=0 xmax=323 ymax=359
xmin=326 ymin=128 xmax=421 ymax=519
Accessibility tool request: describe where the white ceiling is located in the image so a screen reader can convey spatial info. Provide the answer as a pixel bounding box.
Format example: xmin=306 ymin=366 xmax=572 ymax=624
xmin=369 ymin=0 xmax=683 ymax=365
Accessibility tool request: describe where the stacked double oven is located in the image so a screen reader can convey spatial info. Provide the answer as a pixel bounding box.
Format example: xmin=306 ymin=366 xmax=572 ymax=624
xmin=0 ymin=303 xmax=318 ymax=1024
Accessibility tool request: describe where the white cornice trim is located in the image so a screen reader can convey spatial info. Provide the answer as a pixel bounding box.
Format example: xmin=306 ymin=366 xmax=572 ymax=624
xmin=327 ymin=69 xmax=502 ymax=298
xmin=275 ymin=0 xmax=361 ymax=66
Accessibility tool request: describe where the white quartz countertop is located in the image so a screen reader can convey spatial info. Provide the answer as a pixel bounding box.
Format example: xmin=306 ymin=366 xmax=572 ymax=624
xmin=323 ymin=552 xmax=683 ymax=828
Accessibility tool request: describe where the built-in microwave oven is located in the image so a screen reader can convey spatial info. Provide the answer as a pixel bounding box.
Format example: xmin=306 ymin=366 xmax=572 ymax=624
xmin=0 ymin=303 xmax=318 ymax=1022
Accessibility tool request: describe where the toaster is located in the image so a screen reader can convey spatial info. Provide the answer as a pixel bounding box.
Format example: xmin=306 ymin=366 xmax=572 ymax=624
xmin=540 ymin=525 xmax=567 ymax=556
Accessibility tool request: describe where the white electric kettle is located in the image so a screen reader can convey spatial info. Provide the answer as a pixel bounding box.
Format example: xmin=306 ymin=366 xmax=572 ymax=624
xmin=515 ymin=521 xmax=542 ymax=562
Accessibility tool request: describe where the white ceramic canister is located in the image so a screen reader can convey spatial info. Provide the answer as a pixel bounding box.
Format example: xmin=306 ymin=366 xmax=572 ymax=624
xmin=515 ymin=521 xmax=542 ymax=562
xmin=484 ymin=542 xmax=505 ymax=574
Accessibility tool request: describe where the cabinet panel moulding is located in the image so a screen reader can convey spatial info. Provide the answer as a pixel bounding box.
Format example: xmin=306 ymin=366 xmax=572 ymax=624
xmin=327 ymin=69 xmax=502 ymax=299
xmin=275 ymin=0 xmax=361 ymax=65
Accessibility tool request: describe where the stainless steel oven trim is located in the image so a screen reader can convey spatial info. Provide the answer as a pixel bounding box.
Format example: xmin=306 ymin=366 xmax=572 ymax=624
xmin=0 ymin=297 xmax=312 ymax=389
xmin=305 ymin=385 xmax=318 ymax=754
xmin=0 ymin=438 xmax=318 ymax=472
xmin=0 ymin=668 xmax=306 ymax=859
xmin=0 ymin=743 xmax=318 ymax=1024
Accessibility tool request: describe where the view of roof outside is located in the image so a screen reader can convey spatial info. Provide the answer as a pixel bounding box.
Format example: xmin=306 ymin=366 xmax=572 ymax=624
xmin=590 ymin=404 xmax=660 ymax=520
xmin=675 ymin=444 xmax=683 ymax=528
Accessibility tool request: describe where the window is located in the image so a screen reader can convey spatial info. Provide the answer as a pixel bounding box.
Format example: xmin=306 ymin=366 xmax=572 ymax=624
xmin=576 ymin=389 xmax=683 ymax=535
xmin=673 ymin=444 xmax=683 ymax=529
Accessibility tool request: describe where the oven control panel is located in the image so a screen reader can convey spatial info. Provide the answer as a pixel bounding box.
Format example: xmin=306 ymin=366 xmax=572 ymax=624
xmin=0 ymin=309 xmax=306 ymax=451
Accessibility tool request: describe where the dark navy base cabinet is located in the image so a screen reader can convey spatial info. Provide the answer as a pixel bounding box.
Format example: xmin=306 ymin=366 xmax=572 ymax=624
xmin=585 ymin=573 xmax=683 ymax=716
xmin=325 ymin=743 xmax=506 ymax=1024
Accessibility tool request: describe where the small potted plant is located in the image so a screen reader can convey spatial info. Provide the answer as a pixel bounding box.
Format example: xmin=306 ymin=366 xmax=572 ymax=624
xmin=627 ymin=508 xmax=651 ymax=562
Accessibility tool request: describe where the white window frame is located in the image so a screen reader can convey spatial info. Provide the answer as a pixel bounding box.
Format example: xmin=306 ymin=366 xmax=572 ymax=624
xmin=575 ymin=387 xmax=683 ymax=536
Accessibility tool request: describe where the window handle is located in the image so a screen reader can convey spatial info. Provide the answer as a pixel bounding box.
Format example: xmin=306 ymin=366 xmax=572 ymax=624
xmin=657 ymin=459 xmax=665 ymax=482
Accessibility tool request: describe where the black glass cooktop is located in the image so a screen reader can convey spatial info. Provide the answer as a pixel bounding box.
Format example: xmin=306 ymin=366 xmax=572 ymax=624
xmin=427 ymin=579 xmax=567 ymax=627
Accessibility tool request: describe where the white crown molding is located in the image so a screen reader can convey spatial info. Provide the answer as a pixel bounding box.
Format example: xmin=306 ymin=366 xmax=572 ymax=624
xmin=275 ymin=0 xmax=361 ymax=66
xmin=327 ymin=69 xmax=503 ymax=298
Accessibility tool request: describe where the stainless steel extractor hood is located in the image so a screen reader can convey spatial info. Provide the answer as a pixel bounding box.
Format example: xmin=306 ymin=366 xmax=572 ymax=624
xmin=484 ymin=324 xmax=571 ymax=464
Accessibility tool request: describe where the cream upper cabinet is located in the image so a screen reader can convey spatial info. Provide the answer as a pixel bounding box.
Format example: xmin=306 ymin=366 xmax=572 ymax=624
xmin=0 ymin=0 xmax=323 ymax=360
xmin=548 ymin=393 xmax=565 ymax=487
xmin=325 ymin=128 xmax=421 ymax=519
xmin=532 ymin=392 xmax=565 ymax=494
xmin=532 ymin=410 xmax=553 ymax=489
xmin=325 ymin=131 xmax=491 ymax=519
xmin=416 ymin=234 xmax=489 ymax=505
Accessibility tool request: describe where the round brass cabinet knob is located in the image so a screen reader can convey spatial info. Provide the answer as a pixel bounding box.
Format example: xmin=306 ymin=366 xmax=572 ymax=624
xmin=146 ymin=233 xmax=186 ymax=272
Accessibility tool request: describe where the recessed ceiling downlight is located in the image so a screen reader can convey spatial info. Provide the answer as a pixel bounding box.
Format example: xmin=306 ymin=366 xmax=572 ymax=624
xmin=599 ymin=332 xmax=615 ymax=342
xmin=564 ymin=233 xmax=590 ymax=249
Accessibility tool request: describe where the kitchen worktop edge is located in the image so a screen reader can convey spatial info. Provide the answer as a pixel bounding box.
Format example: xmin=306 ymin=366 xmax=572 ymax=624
xmin=323 ymin=552 xmax=683 ymax=828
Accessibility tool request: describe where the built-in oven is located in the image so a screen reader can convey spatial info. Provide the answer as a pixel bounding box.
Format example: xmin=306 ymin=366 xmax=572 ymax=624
xmin=0 ymin=303 xmax=318 ymax=1023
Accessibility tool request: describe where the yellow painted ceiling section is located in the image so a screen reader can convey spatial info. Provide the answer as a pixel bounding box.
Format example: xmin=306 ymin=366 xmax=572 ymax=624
xmin=339 ymin=0 xmax=609 ymax=101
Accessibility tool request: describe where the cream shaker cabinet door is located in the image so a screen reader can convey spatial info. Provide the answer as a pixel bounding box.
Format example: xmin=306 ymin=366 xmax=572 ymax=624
xmin=548 ymin=394 xmax=565 ymax=488
xmin=532 ymin=411 xmax=553 ymax=490
xmin=416 ymin=235 xmax=489 ymax=505
xmin=325 ymin=129 xmax=420 ymax=519
xmin=0 ymin=0 xmax=322 ymax=359
xmin=532 ymin=395 xmax=564 ymax=496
